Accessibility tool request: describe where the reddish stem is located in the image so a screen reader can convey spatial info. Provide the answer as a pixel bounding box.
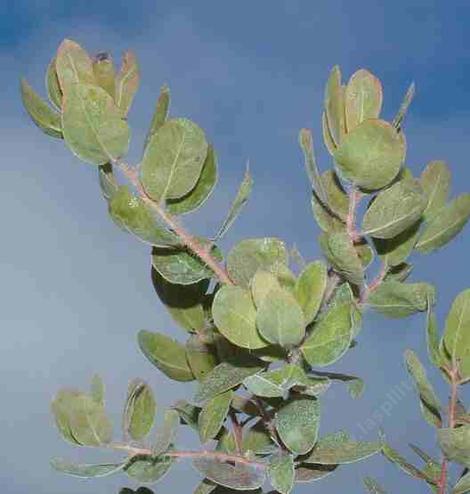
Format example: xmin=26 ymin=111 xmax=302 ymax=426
xmin=116 ymin=161 xmax=233 ymax=285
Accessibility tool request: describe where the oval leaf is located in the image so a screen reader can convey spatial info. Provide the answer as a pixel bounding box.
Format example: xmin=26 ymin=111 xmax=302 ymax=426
xmin=198 ymin=390 xmax=233 ymax=443
xmin=123 ymin=379 xmax=156 ymax=441
xmin=294 ymin=261 xmax=328 ymax=324
xmin=420 ymin=160 xmax=451 ymax=220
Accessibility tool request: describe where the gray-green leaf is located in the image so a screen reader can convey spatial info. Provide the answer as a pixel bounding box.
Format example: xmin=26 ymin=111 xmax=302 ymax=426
xmin=437 ymin=425 xmax=470 ymax=467
xmin=51 ymin=458 xmax=125 ymax=478
xmin=294 ymin=261 xmax=328 ymax=325
xmin=268 ymin=452 xmax=295 ymax=494
xmin=123 ymin=379 xmax=156 ymax=441
xmin=199 ymin=390 xmax=233 ymax=443
xmin=115 ymin=51 xmax=139 ymax=116
xmin=420 ymin=160 xmax=451 ymax=220
xmin=153 ymin=409 xmax=179 ymax=455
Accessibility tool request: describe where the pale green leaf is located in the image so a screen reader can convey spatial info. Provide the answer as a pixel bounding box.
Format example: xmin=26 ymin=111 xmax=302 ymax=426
xmin=92 ymin=52 xmax=116 ymax=98
xmin=392 ymin=82 xmax=415 ymax=131
xmin=319 ymin=231 xmax=364 ymax=285
xmin=123 ymin=379 xmax=156 ymax=441
xmin=443 ymin=288 xmax=470 ymax=381
xmin=374 ymin=222 xmax=420 ymax=267
xmin=322 ymin=111 xmax=337 ymax=155
xmin=167 ymin=145 xmax=218 ymax=215
xmin=256 ymin=287 xmax=305 ymax=347
xmin=20 ymin=78 xmax=62 ymax=138
xmin=416 ymin=194 xmax=470 ymax=253
xmin=145 ymin=84 xmax=170 ymax=147
xmin=437 ymin=425 xmax=470 ymax=467
xmin=186 ymin=335 xmax=218 ymax=381
xmin=153 ymin=409 xmax=179 ymax=455
xmin=51 ymin=458 xmax=125 ymax=478
xmin=363 ymin=477 xmax=387 ymax=494
xmin=194 ymin=360 xmax=264 ymax=404
xmin=334 ymin=119 xmax=406 ymax=190
xmin=250 ymin=270 xmax=282 ymax=308
xmin=90 ymin=374 xmax=105 ymax=406
xmin=212 ymin=285 xmax=267 ymax=349
xmin=426 ymin=303 xmax=444 ymax=368
xmin=45 ymin=57 xmax=62 ymax=109
xmin=215 ymin=166 xmax=253 ymax=240
xmin=109 ymin=186 xmax=180 ymax=247
xmin=295 ymin=463 xmax=337 ymax=483
xmin=140 ymin=118 xmax=208 ymax=202
xmin=268 ymin=452 xmax=295 ymax=494
xmin=125 ymin=454 xmax=175 ymax=483
xmin=62 ymin=83 xmax=130 ymax=165
xmin=199 ymin=390 xmax=233 ymax=443
xmin=345 ymin=69 xmax=383 ymax=131
xmin=303 ymin=430 xmax=381 ymax=464
xmin=324 ymin=66 xmax=345 ymax=146
xmin=275 ymin=397 xmax=320 ymax=455
xmin=420 ymin=160 xmax=451 ymax=220
xmin=362 ymin=179 xmax=427 ymax=239
xmin=192 ymin=456 xmax=266 ymax=491
xmin=453 ymin=471 xmax=470 ymax=494
xmin=55 ymin=39 xmax=95 ymax=92
xmin=382 ymin=443 xmax=433 ymax=482
xmin=151 ymin=241 xmax=222 ymax=285
xmin=367 ymin=281 xmax=436 ymax=318
xmin=404 ymin=350 xmax=442 ymax=427
xmin=301 ymin=303 xmax=352 ymax=367
xmin=115 ymin=51 xmax=139 ymax=116
xmin=138 ymin=330 xmax=194 ymax=382
xmin=294 ymin=261 xmax=328 ymax=324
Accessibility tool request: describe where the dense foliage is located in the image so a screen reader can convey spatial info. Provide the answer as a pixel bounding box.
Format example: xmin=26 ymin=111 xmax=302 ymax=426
xmin=21 ymin=39 xmax=470 ymax=494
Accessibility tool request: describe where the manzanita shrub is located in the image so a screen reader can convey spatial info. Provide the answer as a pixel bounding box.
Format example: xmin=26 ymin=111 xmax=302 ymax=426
xmin=21 ymin=39 xmax=470 ymax=494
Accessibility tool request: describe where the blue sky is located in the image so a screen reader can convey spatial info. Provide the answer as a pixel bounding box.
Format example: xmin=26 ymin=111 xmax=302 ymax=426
xmin=1 ymin=1 xmax=470 ymax=493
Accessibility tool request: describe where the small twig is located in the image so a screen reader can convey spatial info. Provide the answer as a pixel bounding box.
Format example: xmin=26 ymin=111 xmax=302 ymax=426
xmin=110 ymin=443 xmax=265 ymax=468
xmin=437 ymin=363 xmax=460 ymax=494
xmin=360 ymin=263 xmax=388 ymax=304
xmin=115 ymin=160 xmax=233 ymax=285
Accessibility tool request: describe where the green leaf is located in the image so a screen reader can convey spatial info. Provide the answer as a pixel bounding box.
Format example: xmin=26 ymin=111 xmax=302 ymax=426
xmin=437 ymin=425 xmax=470 ymax=467
xmin=151 ymin=242 xmax=222 ymax=285
xmin=275 ymin=397 xmax=320 ymax=455
xmin=192 ymin=456 xmax=266 ymax=491
xmin=345 ymin=69 xmax=383 ymax=131
xmin=153 ymin=409 xmax=179 ymax=455
xmin=125 ymin=454 xmax=175 ymax=483
xmin=145 ymin=84 xmax=170 ymax=147
xmin=90 ymin=374 xmax=105 ymax=406
xmin=140 ymin=118 xmax=208 ymax=202
xmin=250 ymin=270 xmax=282 ymax=308
xmin=294 ymin=261 xmax=328 ymax=324
xmin=363 ymin=477 xmax=387 ymax=494
xmin=367 ymin=281 xmax=436 ymax=318
xmin=62 ymin=83 xmax=130 ymax=165
xmin=138 ymin=330 xmax=194 ymax=382
xmin=301 ymin=303 xmax=353 ymax=367
xmin=242 ymin=421 xmax=277 ymax=455
xmin=109 ymin=186 xmax=180 ymax=247
xmin=322 ymin=111 xmax=337 ymax=155
xmin=194 ymin=360 xmax=264 ymax=404
xmin=55 ymin=39 xmax=95 ymax=92
xmin=193 ymin=479 xmax=218 ymax=494
xmin=295 ymin=463 xmax=337 ymax=483
xmin=151 ymin=268 xmax=208 ymax=333
xmin=324 ymin=65 xmax=345 ymax=146
xmin=45 ymin=57 xmax=62 ymax=109
xmin=303 ymin=430 xmax=381 ymax=464
xmin=362 ymin=179 xmax=427 ymax=239
xmin=319 ymin=231 xmax=364 ymax=285
xmin=256 ymin=287 xmax=305 ymax=347
xmin=374 ymin=222 xmax=420 ymax=267
xmin=426 ymin=303 xmax=444 ymax=368
xmin=50 ymin=458 xmax=125 ymax=478
xmin=92 ymin=52 xmax=116 ymax=98
xmin=199 ymin=390 xmax=233 ymax=443
xmin=392 ymin=82 xmax=416 ymax=131
xmin=299 ymin=128 xmax=328 ymax=206
xmin=320 ymin=170 xmax=349 ymax=221
xmin=416 ymin=194 xmax=470 ymax=253
xmin=98 ymin=162 xmax=118 ymax=200
xmin=404 ymin=349 xmax=442 ymax=427
xmin=167 ymin=145 xmax=218 ymax=215
xmin=334 ymin=119 xmax=405 ymax=190
xmin=227 ymin=238 xmax=288 ymax=288
xmin=172 ymin=400 xmax=201 ymax=430
xmin=443 ymin=288 xmax=470 ymax=382
xmin=309 ymin=370 xmax=364 ymax=398
xmin=115 ymin=51 xmax=139 ymax=116
xmin=420 ymin=160 xmax=451 ymax=220
xmin=51 ymin=389 xmax=112 ymax=446
xmin=453 ymin=471 xmax=470 ymax=494
xmin=21 ymin=78 xmax=62 ymax=138
xmin=382 ymin=443 xmax=433 ymax=482
xmin=186 ymin=335 xmax=218 ymax=381
xmin=215 ymin=165 xmax=253 ymax=240
xmin=123 ymin=379 xmax=156 ymax=441
xmin=268 ymin=452 xmax=295 ymax=494
xmin=212 ymin=285 xmax=267 ymax=350
xmin=384 ymin=262 xmax=413 ymax=282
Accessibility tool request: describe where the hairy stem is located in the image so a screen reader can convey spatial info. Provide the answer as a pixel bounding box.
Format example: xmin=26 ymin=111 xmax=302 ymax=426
xmin=115 ymin=160 xmax=233 ymax=285
xmin=110 ymin=443 xmax=265 ymax=468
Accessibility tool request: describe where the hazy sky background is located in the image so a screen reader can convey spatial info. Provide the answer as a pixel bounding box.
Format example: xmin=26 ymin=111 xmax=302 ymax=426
xmin=2 ymin=1 xmax=470 ymax=493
